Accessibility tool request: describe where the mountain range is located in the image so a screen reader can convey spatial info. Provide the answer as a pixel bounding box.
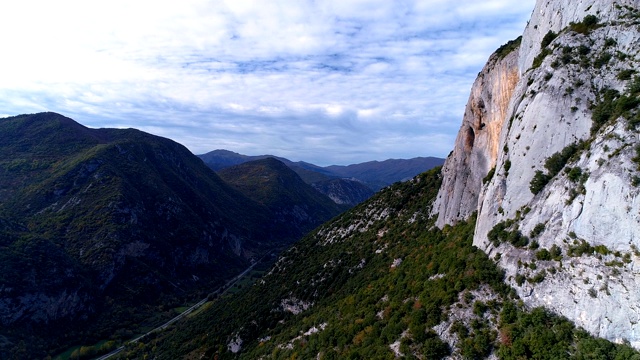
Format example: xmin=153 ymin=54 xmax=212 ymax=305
xmin=115 ymin=0 xmax=640 ymax=358
xmin=3 ymin=0 xmax=640 ymax=359
xmin=0 ymin=112 xmax=348 ymax=358
xmin=0 ymin=112 xmax=442 ymax=359
xmin=199 ymin=149 xmax=444 ymax=190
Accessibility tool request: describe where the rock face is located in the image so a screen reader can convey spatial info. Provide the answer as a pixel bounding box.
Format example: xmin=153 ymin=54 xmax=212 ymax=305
xmin=433 ymin=40 xmax=520 ymax=227
xmin=436 ymin=0 xmax=640 ymax=347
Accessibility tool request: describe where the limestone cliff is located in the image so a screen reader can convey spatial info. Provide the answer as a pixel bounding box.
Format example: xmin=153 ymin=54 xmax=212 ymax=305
xmin=437 ymin=0 xmax=640 ymax=347
xmin=433 ymin=40 xmax=520 ymax=227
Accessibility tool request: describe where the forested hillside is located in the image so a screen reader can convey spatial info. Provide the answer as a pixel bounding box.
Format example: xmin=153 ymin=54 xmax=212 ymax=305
xmin=120 ymin=167 xmax=638 ymax=359
xmin=0 ymin=113 xmax=326 ymax=359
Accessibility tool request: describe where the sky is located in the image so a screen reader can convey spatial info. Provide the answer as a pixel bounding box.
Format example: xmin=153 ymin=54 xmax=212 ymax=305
xmin=0 ymin=0 xmax=535 ymax=166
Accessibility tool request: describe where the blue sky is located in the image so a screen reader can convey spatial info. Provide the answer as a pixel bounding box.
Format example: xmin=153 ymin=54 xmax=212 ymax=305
xmin=0 ymin=0 xmax=535 ymax=166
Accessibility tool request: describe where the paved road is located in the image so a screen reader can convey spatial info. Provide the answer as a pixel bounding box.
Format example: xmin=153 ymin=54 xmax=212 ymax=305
xmin=93 ymin=260 xmax=262 ymax=360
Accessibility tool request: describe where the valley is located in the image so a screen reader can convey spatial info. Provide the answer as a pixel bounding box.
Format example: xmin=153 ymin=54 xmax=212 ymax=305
xmin=2 ymin=0 xmax=640 ymax=359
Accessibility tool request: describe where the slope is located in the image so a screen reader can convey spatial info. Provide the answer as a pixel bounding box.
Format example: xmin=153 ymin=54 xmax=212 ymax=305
xmin=217 ymin=158 xmax=346 ymax=239
xmin=434 ymin=0 xmax=640 ymax=346
xmin=311 ymin=177 xmax=375 ymax=206
xmin=0 ymin=113 xmax=291 ymax=358
xmin=120 ymin=167 xmax=638 ymax=359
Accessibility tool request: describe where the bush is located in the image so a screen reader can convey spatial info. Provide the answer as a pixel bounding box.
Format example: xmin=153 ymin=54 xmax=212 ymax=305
xmin=532 ymin=47 xmax=552 ymax=69
xmin=617 ymin=69 xmax=636 ymax=80
xmin=550 ymin=245 xmax=563 ymax=260
xmin=495 ymin=36 xmax=522 ymax=60
xmin=536 ymin=249 xmax=552 ymax=261
xmin=568 ymin=240 xmax=594 ymax=257
xmin=529 ymin=223 xmax=546 ymax=238
xmin=530 ymin=171 xmax=550 ymax=194
xmin=544 ymin=143 xmax=580 ymax=175
xmin=569 ymin=15 xmax=600 ymax=34
xmin=566 ymin=167 xmax=583 ymax=182
xmin=483 ymin=167 xmax=496 ymax=184
xmin=541 ymin=31 xmax=558 ymax=48
xmin=594 ymin=52 xmax=613 ymax=68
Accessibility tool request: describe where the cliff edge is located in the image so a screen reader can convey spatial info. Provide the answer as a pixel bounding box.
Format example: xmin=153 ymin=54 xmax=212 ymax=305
xmin=436 ymin=0 xmax=640 ymax=347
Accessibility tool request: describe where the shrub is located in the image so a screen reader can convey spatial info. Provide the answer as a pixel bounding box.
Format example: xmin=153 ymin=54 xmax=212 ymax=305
xmin=536 ymin=249 xmax=552 ymax=261
xmin=474 ymin=301 xmax=488 ymax=317
xmin=488 ymin=220 xmax=528 ymax=247
xmin=566 ymin=167 xmax=583 ymax=182
xmin=495 ymin=36 xmax=522 ymax=60
xmin=577 ymin=44 xmax=591 ymax=55
xmin=617 ymin=69 xmax=636 ymax=80
xmin=550 ymin=245 xmax=563 ymax=260
xmin=530 ymin=170 xmax=550 ymax=194
xmin=532 ymin=47 xmax=552 ymax=69
xmin=483 ymin=167 xmax=496 ymax=184
xmin=594 ymin=52 xmax=613 ymax=68
xmin=531 ymin=271 xmax=546 ymax=283
xmin=629 ymin=76 xmax=640 ymax=94
xmin=530 ymin=223 xmax=546 ymax=238
xmin=541 ymin=31 xmax=558 ymax=48
xmin=569 ymin=15 xmax=600 ymax=35
xmin=545 ymin=143 xmax=580 ymax=175
xmin=568 ymin=240 xmax=594 ymax=257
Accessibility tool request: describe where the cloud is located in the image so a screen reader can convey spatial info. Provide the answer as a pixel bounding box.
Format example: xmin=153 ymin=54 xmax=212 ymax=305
xmin=0 ymin=0 xmax=535 ymax=165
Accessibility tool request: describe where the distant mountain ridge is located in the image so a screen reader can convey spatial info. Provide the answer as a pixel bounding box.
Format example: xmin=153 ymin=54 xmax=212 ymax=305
xmin=217 ymin=158 xmax=346 ymax=237
xmin=198 ymin=149 xmax=445 ymax=193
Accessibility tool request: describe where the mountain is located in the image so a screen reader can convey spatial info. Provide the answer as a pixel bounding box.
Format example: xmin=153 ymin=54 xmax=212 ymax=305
xmin=217 ymin=158 xmax=346 ymax=238
xmin=198 ymin=149 xmax=444 ymax=193
xmin=123 ymin=168 xmax=638 ymax=359
xmin=434 ymin=0 xmax=640 ymax=347
xmin=198 ymin=149 xmax=335 ymax=178
xmin=117 ymin=1 xmax=640 ymax=358
xmin=0 ymin=113 xmax=306 ymax=358
xmin=325 ymin=157 xmax=446 ymax=191
xmin=311 ymin=178 xmax=374 ymax=206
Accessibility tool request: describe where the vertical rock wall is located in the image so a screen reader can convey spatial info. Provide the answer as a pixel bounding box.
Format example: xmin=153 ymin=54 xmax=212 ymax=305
xmin=435 ymin=0 xmax=640 ymax=347
xmin=432 ymin=45 xmax=520 ymax=227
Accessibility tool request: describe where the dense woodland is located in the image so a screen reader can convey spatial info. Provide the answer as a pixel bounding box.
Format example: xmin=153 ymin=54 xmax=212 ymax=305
xmin=118 ymin=167 xmax=639 ymax=359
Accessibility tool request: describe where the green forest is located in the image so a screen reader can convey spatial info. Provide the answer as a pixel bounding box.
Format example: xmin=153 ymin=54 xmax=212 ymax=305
xmin=117 ymin=167 xmax=638 ymax=359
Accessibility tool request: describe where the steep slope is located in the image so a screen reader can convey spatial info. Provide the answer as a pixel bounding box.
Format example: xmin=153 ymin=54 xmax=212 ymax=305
xmin=311 ymin=178 xmax=375 ymax=206
xmin=120 ymin=168 xmax=638 ymax=359
xmin=432 ymin=37 xmax=521 ymax=227
xmin=0 ymin=113 xmax=290 ymax=358
xmin=436 ymin=0 xmax=640 ymax=348
xmin=217 ymin=158 xmax=346 ymax=238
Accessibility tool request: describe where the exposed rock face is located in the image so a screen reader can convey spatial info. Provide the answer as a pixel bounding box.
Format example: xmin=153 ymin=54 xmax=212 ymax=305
xmin=436 ymin=0 xmax=640 ymax=347
xmin=433 ymin=43 xmax=520 ymax=227
xmin=519 ymin=0 xmax=639 ymax=72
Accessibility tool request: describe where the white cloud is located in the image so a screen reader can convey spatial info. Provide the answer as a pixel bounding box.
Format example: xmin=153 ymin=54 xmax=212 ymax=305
xmin=0 ymin=0 xmax=535 ymax=165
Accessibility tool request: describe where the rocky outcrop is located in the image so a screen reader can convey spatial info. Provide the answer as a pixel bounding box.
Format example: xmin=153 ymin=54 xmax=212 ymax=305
xmin=436 ymin=0 xmax=640 ymax=347
xmin=519 ymin=0 xmax=639 ymax=72
xmin=433 ymin=41 xmax=520 ymax=227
